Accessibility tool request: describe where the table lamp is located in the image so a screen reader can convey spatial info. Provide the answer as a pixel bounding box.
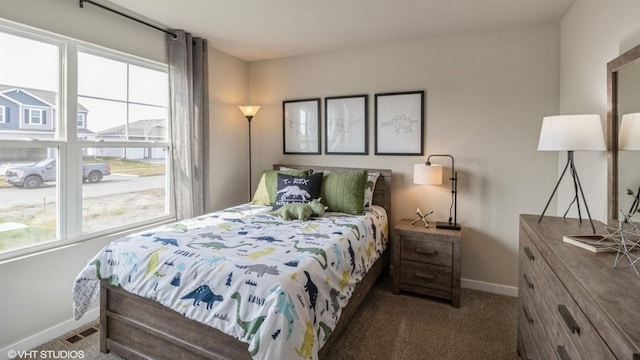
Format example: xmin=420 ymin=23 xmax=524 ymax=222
xmin=414 ymin=154 xmax=460 ymax=230
xmin=537 ymin=114 xmax=606 ymax=233
xmin=618 ymin=112 xmax=640 ymax=216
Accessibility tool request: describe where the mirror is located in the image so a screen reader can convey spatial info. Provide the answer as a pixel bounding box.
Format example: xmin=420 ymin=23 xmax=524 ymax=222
xmin=607 ymin=43 xmax=640 ymax=223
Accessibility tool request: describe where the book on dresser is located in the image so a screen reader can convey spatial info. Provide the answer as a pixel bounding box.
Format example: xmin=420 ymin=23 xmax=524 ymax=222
xmin=562 ymin=234 xmax=617 ymax=253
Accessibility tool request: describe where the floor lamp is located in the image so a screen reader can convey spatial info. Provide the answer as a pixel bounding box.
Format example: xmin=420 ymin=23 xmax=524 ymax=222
xmin=414 ymin=154 xmax=461 ymax=230
xmin=537 ymin=114 xmax=606 ymax=233
xmin=238 ymin=105 xmax=260 ymax=201
xmin=618 ymin=113 xmax=640 ymax=218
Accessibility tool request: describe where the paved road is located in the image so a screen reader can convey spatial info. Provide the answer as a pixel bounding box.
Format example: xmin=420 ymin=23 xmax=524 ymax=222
xmin=0 ymin=174 xmax=165 ymax=209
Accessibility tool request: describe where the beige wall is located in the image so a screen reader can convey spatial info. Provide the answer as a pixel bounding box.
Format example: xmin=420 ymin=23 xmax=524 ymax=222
xmin=0 ymin=0 xmax=249 ymax=352
xmin=206 ymin=47 xmax=251 ymax=211
xmin=559 ymin=0 xmax=640 ymax=223
xmin=248 ymin=23 xmax=561 ymax=291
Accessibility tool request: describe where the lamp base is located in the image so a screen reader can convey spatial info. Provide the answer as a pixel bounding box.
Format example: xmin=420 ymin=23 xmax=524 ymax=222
xmin=436 ymin=221 xmax=461 ymax=231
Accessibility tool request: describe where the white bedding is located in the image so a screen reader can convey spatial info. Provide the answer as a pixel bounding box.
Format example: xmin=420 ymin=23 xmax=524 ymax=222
xmin=73 ymin=204 xmax=388 ymax=360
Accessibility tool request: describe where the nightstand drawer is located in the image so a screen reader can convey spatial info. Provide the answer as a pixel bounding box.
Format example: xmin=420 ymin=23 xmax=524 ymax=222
xmin=400 ymin=260 xmax=452 ymax=292
xmin=400 ymin=234 xmax=453 ymax=266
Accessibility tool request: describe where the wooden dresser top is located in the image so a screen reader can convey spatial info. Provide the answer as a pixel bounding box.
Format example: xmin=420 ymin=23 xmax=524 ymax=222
xmin=520 ymin=214 xmax=640 ymax=356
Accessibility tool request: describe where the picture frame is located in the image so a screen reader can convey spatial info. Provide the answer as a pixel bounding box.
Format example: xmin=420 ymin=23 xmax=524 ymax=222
xmin=374 ymin=90 xmax=425 ymax=155
xmin=283 ymin=98 xmax=321 ymax=154
xmin=325 ymin=94 xmax=368 ymax=155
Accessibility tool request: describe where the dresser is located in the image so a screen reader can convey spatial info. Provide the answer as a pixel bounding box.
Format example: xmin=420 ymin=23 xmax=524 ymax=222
xmin=519 ymin=215 xmax=640 ymax=360
xmin=392 ymin=219 xmax=461 ymax=307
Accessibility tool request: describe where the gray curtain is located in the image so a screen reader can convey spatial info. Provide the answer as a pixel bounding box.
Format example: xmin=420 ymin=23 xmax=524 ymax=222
xmin=168 ymin=30 xmax=209 ymax=220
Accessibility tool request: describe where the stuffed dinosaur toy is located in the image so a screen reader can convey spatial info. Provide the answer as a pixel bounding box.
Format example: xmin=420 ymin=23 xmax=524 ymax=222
xmin=270 ymin=198 xmax=327 ymax=221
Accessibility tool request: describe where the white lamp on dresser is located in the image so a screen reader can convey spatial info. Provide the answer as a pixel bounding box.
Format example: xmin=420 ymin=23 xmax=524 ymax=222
xmin=537 ymin=114 xmax=606 ymax=233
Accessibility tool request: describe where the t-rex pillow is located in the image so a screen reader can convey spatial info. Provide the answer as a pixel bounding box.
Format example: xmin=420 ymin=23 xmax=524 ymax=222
xmin=272 ymin=172 xmax=323 ymax=210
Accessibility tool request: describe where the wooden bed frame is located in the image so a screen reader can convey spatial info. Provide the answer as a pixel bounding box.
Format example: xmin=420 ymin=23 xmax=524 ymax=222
xmin=99 ymin=165 xmax=392 ymax=359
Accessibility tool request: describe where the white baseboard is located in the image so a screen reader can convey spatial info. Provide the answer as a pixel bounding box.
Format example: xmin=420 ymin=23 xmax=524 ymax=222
xmin=461 ymin=277 xmax=518 ymax=297
xmin=0 ymin=308 xmax=99 ymax=360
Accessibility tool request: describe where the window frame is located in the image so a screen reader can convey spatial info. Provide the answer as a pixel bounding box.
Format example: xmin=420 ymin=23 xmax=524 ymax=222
xmin=77 ymin=113 xmax=85 ymax=128
xmin=0 ymin=105 xmax=5 ymax=123
xmin=0 ymin=18 xmax=174 ymax=262
xmin=26 ymin=108 xmax=43 ymax=125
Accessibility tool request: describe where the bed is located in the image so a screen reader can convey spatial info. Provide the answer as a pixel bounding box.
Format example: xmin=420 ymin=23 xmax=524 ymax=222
xmin=73 ymin=165 xmax=392 ymax=360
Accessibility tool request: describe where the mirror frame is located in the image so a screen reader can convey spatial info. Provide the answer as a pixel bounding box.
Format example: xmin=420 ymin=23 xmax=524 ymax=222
xmin=607 ymin=43 xmax=640 ymax=223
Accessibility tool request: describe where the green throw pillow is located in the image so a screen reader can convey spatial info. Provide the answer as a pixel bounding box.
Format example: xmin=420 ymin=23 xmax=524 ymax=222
xmin=321 ymin=170 xmax=367 ymax=215
xmin=250 ymin=169 xmax=312 ymax=205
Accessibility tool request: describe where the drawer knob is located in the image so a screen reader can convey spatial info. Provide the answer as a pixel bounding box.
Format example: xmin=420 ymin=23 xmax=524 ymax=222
xmin=523 ymin=273 xmax=534 ymax=290
xmin=557 ymin=345 xmax=572 ymax=360
xmin=415 ymin=273 xmax=436 ymax=281
xmin=522 ymin=305 xmax=534 ymax=324
xmin=524 ymin=246 xmax=535 ymax=261
xmin=416 ymin=247 xmax=438 ymax=256
xmin=558 ymin=304 xmax=580 ymax=335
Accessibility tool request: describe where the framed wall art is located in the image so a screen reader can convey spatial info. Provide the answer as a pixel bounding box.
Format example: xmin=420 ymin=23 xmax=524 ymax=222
xmin=283 ymin=98 xmax=321 ymax=154
xmin=374 ymin=90 xmax=424 ymax=155
xmin=325 ymin=94 xmax=368 ymax=155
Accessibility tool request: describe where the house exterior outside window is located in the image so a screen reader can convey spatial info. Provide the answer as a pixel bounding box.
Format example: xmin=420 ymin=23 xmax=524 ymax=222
xmin=0 ymin=18 xmax=173 ymax=260
xmin=0 ymin=85 xmax=94 ymax=141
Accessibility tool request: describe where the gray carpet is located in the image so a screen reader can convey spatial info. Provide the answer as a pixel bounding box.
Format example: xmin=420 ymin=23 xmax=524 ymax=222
xmin=29 ymin=276 xmax=518 ymax=359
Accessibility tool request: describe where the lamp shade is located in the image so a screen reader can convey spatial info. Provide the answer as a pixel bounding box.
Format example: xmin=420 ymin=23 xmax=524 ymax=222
xmin=238 ymin=105 xmax=260 ymax=117
xmin=619 ymin=113 xmax=640 ymax=150
xmin=413 ymin=163 xmax=443 ymax=185
xmin=537 ymin=114 xmax=606 ymax=151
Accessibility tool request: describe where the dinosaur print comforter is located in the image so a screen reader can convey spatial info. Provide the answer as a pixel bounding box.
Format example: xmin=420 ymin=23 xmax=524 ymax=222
xmin=73 ymin=204 xmax=388 ymax=360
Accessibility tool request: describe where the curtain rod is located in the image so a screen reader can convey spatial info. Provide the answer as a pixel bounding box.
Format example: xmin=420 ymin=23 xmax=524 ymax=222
xmin=79 ymin=0 xmax=178 ymax=39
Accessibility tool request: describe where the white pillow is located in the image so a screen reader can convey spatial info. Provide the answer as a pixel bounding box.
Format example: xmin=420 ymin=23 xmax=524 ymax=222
xmin=363 ymin=172 xmax=380 ymax=208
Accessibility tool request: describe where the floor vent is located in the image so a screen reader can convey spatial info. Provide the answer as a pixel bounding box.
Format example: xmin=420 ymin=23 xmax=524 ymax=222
xmin=79 ymin=327 xmax=98 ymax=337
xmin=61 ymin=325 xmax=100 ymax=346
xmin=63 ymin=335 xmax=83 ymax=345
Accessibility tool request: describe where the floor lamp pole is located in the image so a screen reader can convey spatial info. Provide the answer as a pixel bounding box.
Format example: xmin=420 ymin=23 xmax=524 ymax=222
xmin=247 ymin=116 xmax=253 ymax=202
xmin=538 ymin=151 xmax=596 ymax=233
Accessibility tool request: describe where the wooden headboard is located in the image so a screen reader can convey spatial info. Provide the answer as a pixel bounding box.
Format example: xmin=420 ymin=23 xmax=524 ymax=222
xmin=273 ymin=164 xmax=392 ymax=220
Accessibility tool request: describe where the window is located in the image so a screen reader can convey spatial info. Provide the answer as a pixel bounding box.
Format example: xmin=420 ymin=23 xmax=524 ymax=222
xmin=0 ymin=20 xmax=173 ymax=258
xmin=77 ymin=113 xmax=85 ymax=128
xmin=27 ymin=108 xmax=43 ymax=124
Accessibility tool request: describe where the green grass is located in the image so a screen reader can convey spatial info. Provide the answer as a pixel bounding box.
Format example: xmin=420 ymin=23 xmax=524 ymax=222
xmin=0 ymin=226 xmax=55 ymax=251
xmin=0 ymin=188 xmax=165 ymax=252
xmin=84 ymin=157 xmax=165 ymax=176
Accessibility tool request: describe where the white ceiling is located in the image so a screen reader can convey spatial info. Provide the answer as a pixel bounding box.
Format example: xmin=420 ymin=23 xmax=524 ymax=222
xmin=105 ymin=0 xmax=576 ymax=62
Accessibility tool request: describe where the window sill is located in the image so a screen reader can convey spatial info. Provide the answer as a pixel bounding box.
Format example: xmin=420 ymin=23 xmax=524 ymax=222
xmin=0 ymin=215 xmax=176 ymax=264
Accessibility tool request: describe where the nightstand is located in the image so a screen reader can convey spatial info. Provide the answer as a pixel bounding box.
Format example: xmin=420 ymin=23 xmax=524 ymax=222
xmin=392 ymin=219 xmax=462 ymax=307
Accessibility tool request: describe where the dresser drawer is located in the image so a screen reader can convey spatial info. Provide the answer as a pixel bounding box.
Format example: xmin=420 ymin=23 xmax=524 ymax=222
xmin=400 ymin=260 xmax=452 ymax=292
xmin=518 ymin=301 xmax=556 ymax=360
xmin=519 ymin=263 xmax=556 ymax=360
xmin=520 ymin=230 xmax=547 ymax=277
xmin=518 ymin=305 xmax=537 ymax=360
xmin=528 ymin=246 xmax=615 ymax=360
xmin=400 ymin=234 xmax=453 ymax=266
xmin=519 ymin=270 xmax=580 ymax=360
